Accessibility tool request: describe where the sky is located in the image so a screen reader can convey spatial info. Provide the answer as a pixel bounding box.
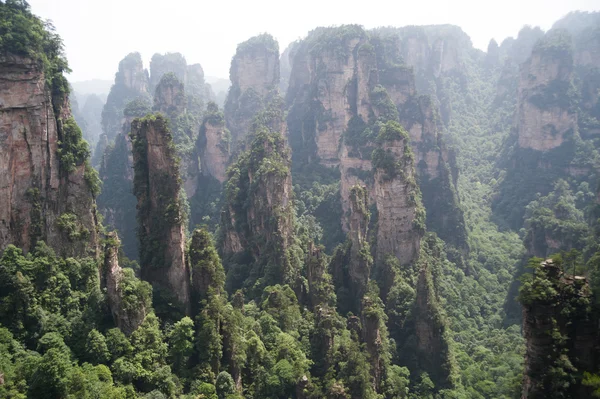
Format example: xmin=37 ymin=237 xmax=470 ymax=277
xmin=27 ymin=0 xmax=600 ymax=83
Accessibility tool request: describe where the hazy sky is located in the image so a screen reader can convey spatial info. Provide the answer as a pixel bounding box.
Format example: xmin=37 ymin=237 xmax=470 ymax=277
xmin=28 ymin=0 xmax=599 ymax=82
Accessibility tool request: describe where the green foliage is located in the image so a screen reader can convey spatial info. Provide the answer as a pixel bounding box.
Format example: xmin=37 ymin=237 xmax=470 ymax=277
xmin=58 ymin=117 xmax=91 ymax=173
xmin=57 ymin=213 xmax=90 ymax=241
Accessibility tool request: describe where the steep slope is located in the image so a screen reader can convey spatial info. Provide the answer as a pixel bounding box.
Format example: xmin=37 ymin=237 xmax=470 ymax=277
xmin=0 ymin=54 xmax=100 ymax=257
xmin=131 ymin=114 xmax=190 ymax=318
xmin=224 ymin=34 xmax=280 ymax=147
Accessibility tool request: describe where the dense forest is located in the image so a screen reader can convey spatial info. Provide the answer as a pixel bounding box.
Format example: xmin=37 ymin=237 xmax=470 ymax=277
xmin=1 ymin=1 xmax=600 ymax=398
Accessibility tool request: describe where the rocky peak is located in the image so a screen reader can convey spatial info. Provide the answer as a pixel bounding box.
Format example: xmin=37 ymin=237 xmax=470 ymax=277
xmin=220 ymin=105 xmax=299 ymax=293
xmin=198 ymin=101 xmax=230 ymax=183
xmin=224 ymin=34 xmax=281 ymax=146
xmin=153 ymin=72 xmax=186 ymax=119
xmin=149 ymin=52 xmax=187 ymax=93
xmin=520 ymin=258 xmax=598 ymax=398
xmin=101 ymin=52 xmax=151 ymax=144
xmin=103 ymin=232 xmax=149 ymax=335
xmin=516 ymin=29 xmax=576 ymax=151
xmin=117 ymin=52 xmax=149 ymax=93
xmin=230 ymin=33 xmax=280 ymax=96
xmin=188 ymin=228 xmax=225 ymax=314
xmin=0 ymin=54 xmax=99 ymax=257
xmin=131 ymin=114 xmax=190 ymax=318
xmin=373 ymin=122 xmax=424 ymax=265
xmin=348 ymin=185 xmax=372 ymax=301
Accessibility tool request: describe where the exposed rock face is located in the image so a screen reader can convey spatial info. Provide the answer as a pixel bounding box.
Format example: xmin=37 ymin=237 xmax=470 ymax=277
xmin=103 ymin=232 xmax=148 ymax=335
xmin=516 ymin=31 xmax=576 ymax=152
xmin=188 ymin=228 xmax=225 ymax=314
xmin=521 ymin=259 xmax=598 ymax=398
xmin=101 ymin=53 xmax=150 ymax=144
xmin=131 ymin=114 xmax=190 ymax=316
xmin=97 ymin=98 xmax=151 ymax=260
xmin=287 ymin=27 xmax=371 ymax=166
xmin=224 ymin=34 xmax=280 ymax=146
xmin=347 ymin=186 xmax=371 ymax=300
xmin=414 ymin=258 xmax=454 ymax=388
xmin=153 ymin=72 xmax=186 ymax=119
xmin=220 ymin=107 xmax=299 ymax=292
xmin=0 ymin=54 xmax=99 ymax=257
xmin=149 ymin=52 xmax=187 ymax=93
xmin=286 ymin=26 xmax=467 ymax=255
xmin=373 ymin=128 xmax=424 ymax=265
xmin=198 ymin=102 xmax=230 ymax=183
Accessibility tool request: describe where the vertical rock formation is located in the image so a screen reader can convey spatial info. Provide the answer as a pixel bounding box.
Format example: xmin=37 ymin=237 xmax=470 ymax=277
xmin=188 ymin=228 xmax=226 ymax=314
xmin=413 ymin=257 xmax=455 ymax=388
xmin=103 ymin=232 xmax=150 ymax=335
xmin=516 ymin=30 xmax=576 ymax=152
xmin=372 ymin=122 xmax=425 ymax=265
xmin=224 ymin=34 xmax=280 ymax=146
xmin=149 ymin=52 xmax=187 ymax=93
xmin=495 ymin=25 xmax=600 ymax=229
xmin=99 ymin=53 xmax=150 ymax=146
xmin=347 ymin=185 xmax=372 ymax=302
xmin=131 ymin=114 xmax=190 ymax=317
xmin=286 ymin=26 xmax=467 ymax=257
xmin=520 ymin=259 xmax=598 ymax=398
xmin=153 ymin=72 xmax=186 ymax=119
xmin=97 ymin=98 xmax=151 ymax=260
xmin=220 ymin=105 xmax=299 ymax=294
xmin=0 ymin=54 xmax=99 ymax=257
xmin=198 ymin=102 xmax=230 ymax=183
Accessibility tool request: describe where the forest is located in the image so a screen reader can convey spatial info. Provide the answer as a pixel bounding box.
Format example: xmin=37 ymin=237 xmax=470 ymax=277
xmin=1 ymin=0 xmax=600 ymax=398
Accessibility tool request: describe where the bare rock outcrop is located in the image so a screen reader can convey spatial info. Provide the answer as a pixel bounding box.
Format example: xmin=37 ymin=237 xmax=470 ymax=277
xmin=131 ymin=114 xmax=190 ymax=316
xmin=521 ymin=259 xmax=598 ymax=398
xmin=224 ymin=34 xmax=280 ymax=146
xmin=0 ymin=54 xmax=99 ymax=257
xmin=198 ymin=102 xmax=230 ymax=183
xmin=153 ymin=72 xmax=186 ymax=119
xmin=373 ymin=123 xmax=424 ymax=265
xmin=103 ymin=232 xmax=149 ymax=335
xmin=516 ymin=30 xmax=576 ymax=151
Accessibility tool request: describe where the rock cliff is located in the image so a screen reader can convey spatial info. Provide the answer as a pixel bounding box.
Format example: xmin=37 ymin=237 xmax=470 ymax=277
xmin=521 ymin=259 xmax=598 ymax=398
xmin=100 ymin=53 xmax=150 ymax=146
xmin=0 ymin=54 xmax=99 ymax=257
xmin=516 ymin=30 xmax=576 ymax=151
xmin=198 ymin=102 xmax=230 ymax=183
xmin=372 ymin=122 xmax=424 ymax=265
xmin=103 ymin=232 xmax=150 ymax=335
xmin=131 ymin=114 xmax=190 ymax=317
xmin=219 ymin=104 xmax=300 ymax=294
xmin=97 ymin=98 xmax=151 ymax=260
xmin=286 ymin=25 xmax=467 ymax=256
xmin=224 ymin=34 xmax=280 ymax=147
xmin=153 ymin=72 xmax=186 ymax=119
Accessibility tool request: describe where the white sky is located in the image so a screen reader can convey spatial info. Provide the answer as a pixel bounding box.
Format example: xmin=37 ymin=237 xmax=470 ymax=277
xmin=27 ymin=0 xmax=600 ymax=82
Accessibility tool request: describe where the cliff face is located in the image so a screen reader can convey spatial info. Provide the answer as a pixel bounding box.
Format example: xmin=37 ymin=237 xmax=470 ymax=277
xmin=224 ymin=34 xmax=280 ymax=146
xmin=100 ymin=53 xmax=150 ymax=144
xmin=0 ymin=54 xmax=99 ymax=257
xmin=97 ymin=98 xmax=151 ymax=260
xmin=413 ymin=254 xmax=455 ymax=388
xmin=521 ymin=259 xmax=598 ymax=398
xmin=198 ymin=102 xmax=230 ymax=183
xmin=131 ymin=114 xmax=190 ymax=316
xmin=347 ymin=186 xmax=372 ymax=302
xmin=153 ymin=72 xmax=186 ymax=119
xmin=516 ymin=32 xmax=576 ymax=151
xmin=373 ymin=125 xmax=424 ymax=265
xmin=103 ymin=232 xmax=149 ymax=335
xmin=220 ymin=105 xmax=299 ymax=293
xmin=149 ymin=52 xmax=187 ymax=93
xmin=286 ymin=26 xmax=467 ymax=256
